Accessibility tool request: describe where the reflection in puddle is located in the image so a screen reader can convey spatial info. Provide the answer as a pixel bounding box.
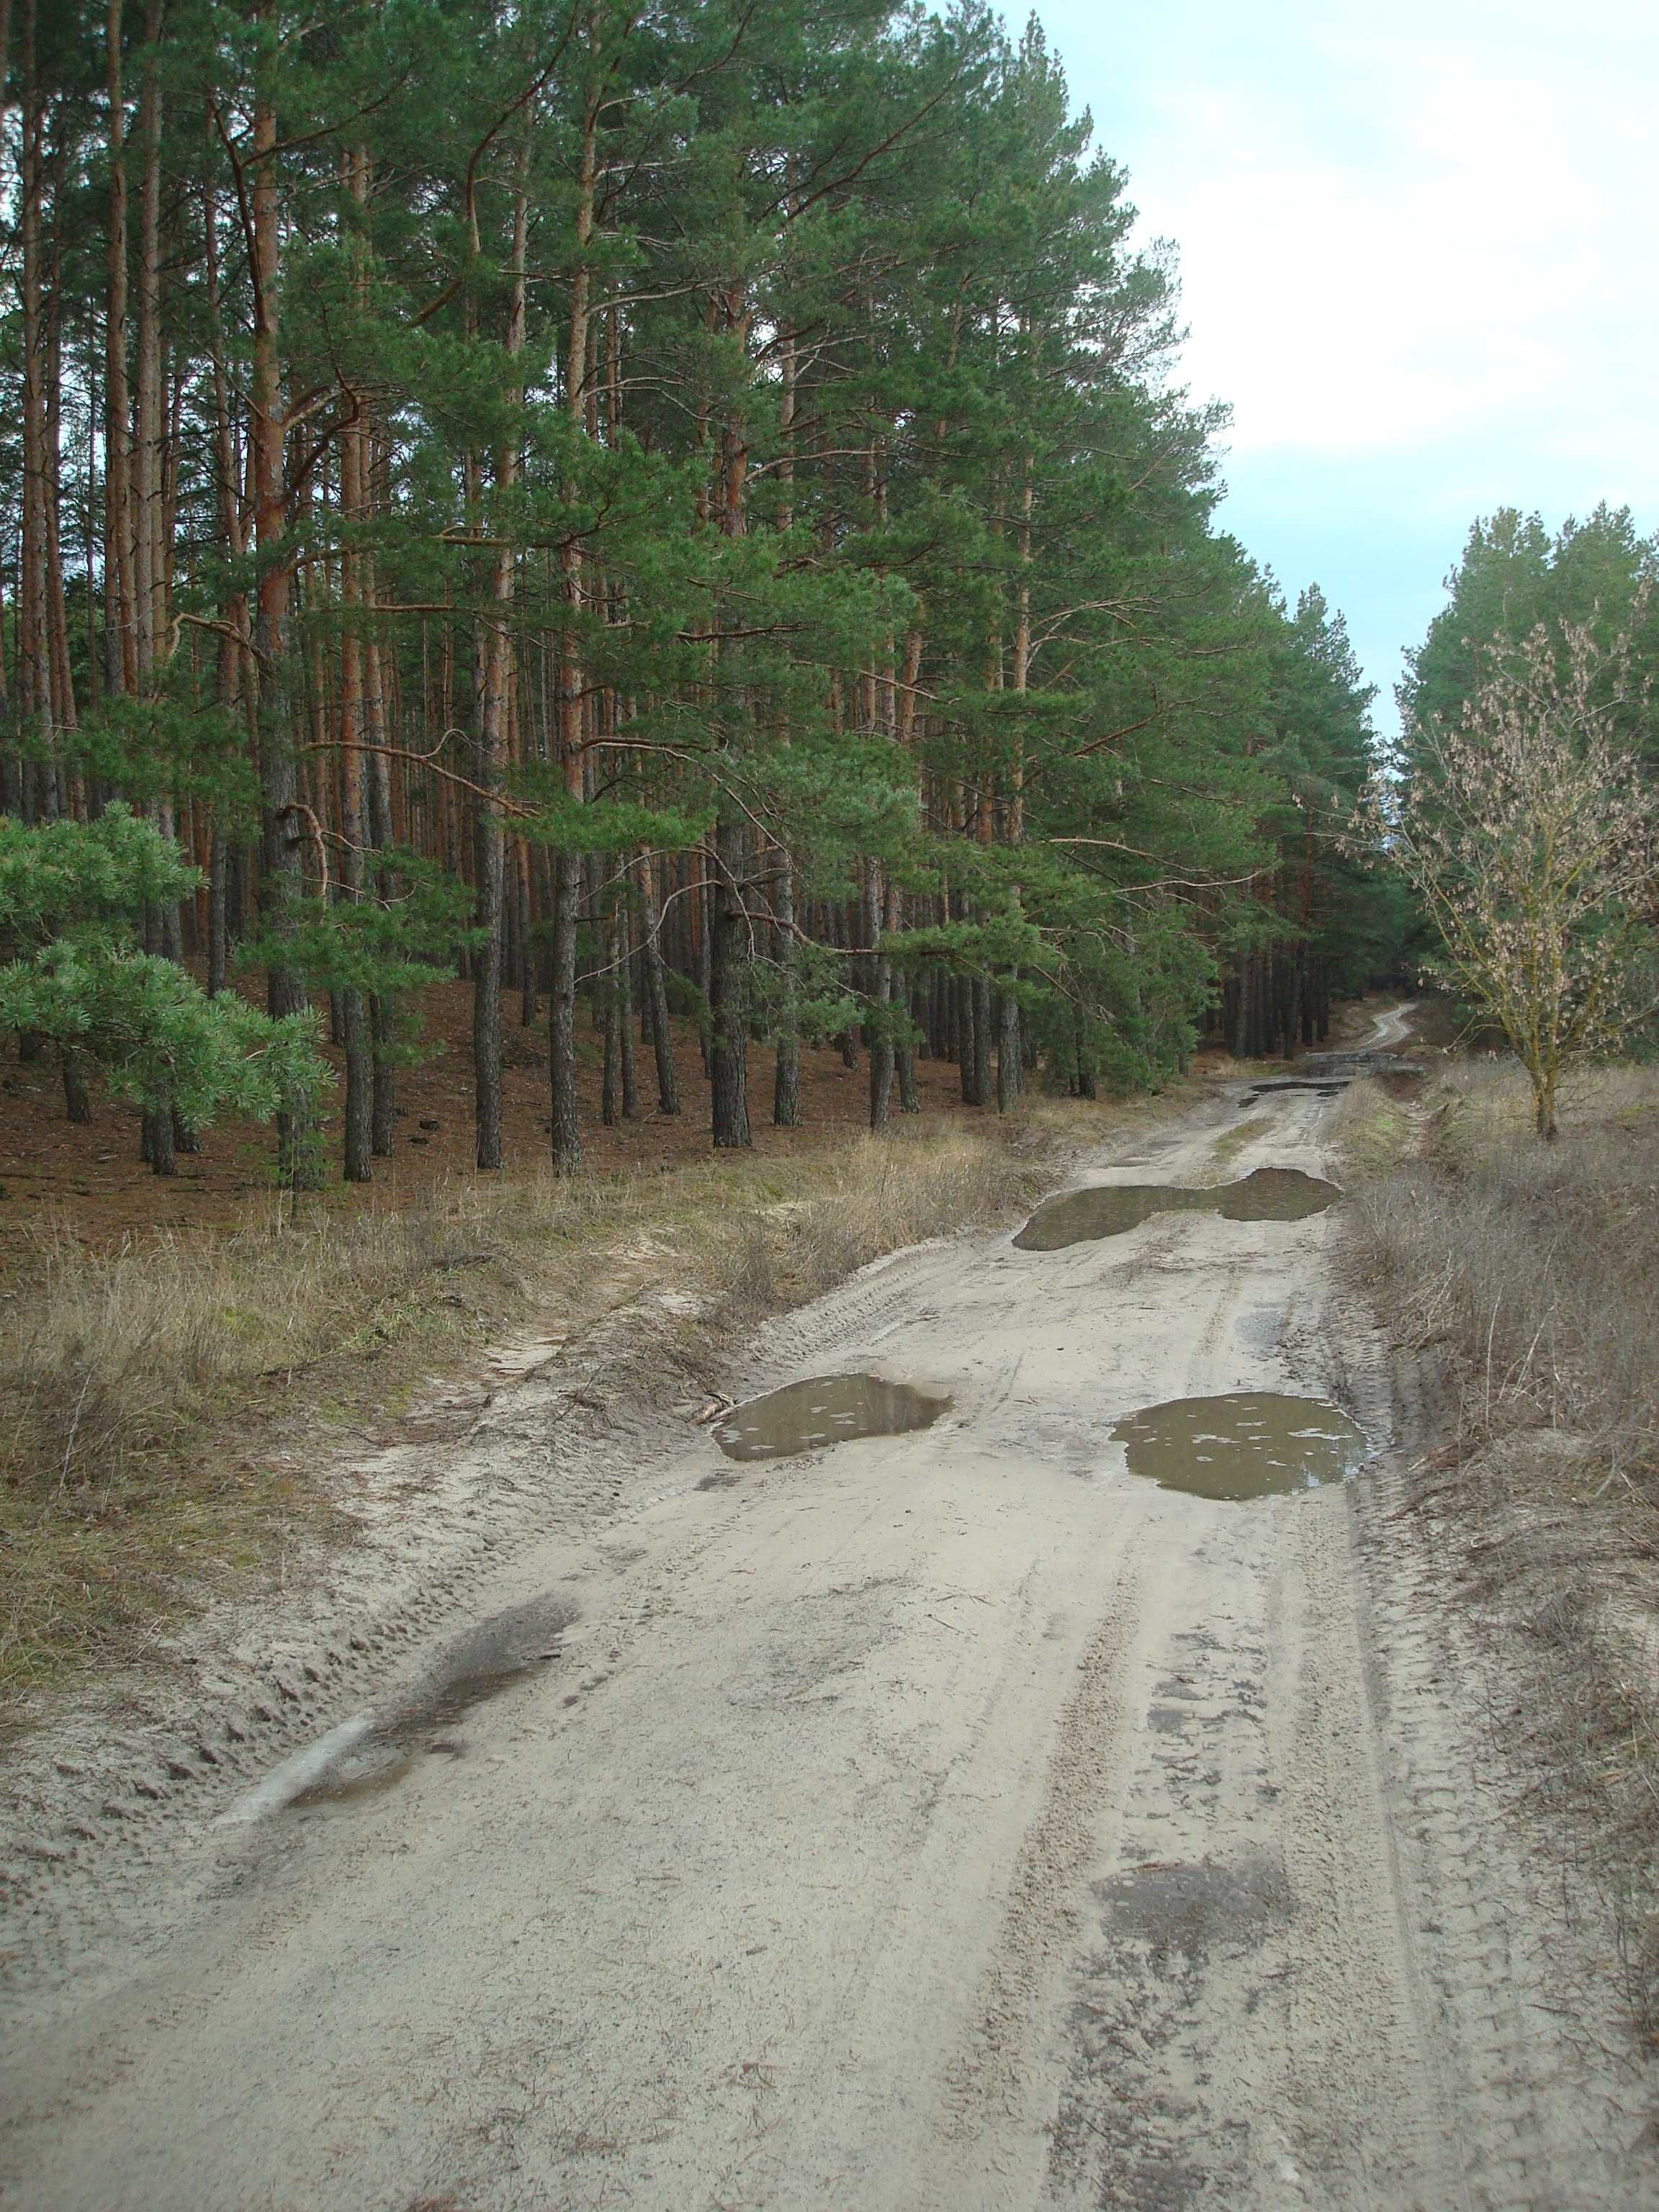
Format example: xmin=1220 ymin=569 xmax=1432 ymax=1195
xmin=1015 ymin=1183 xmax=1210 ymax=1246
xmin=1111 ymin=1391 xmax=1369 ymax=1501
xmin=714 ymin=1374 xmax=950 ymax=1462
xmin=1014 ymin=1167 xmax=1341 ymax=1251
xmin=1216 ymin=1166 xmax=1344 ymax=1220
xmin=293 ymin=1748 xmax=415 ymax=1806
xmin=285 ymin=1592 xmax=579 ymax=1815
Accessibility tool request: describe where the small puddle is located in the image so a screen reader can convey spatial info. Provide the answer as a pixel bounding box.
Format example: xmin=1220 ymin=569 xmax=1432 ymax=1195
xmin=714 ymin=1374 xmax=950 ymax=1462
xmin=1110 ymin=1391 xmax=1368 ymax=1501
xmin=222 ymin=1593 xmax=580 ymax=1822
xmin=1015 ymin=1166 xmax=1341 ymax=1251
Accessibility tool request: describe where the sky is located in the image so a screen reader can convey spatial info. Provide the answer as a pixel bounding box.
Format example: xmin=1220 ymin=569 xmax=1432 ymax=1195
xmin=1002 ymin=0 xmax=1659 ymax=732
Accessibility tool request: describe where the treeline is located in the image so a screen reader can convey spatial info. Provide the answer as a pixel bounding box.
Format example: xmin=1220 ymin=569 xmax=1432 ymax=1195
xmin=1402 ymin=503 xmax=1659 ymax=750
xmin=1 ymin=0 xmax=1396 ymax=1184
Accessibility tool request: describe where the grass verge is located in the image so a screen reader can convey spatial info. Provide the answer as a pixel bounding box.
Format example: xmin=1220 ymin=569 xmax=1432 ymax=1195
xmin=0 ymin=1100 xmax=1109 ymax=1726
xmin=1340 ymin=1057 xmax=1659 ymax=2047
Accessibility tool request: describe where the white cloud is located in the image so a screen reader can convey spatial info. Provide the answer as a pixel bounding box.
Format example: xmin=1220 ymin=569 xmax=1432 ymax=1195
xmin=1010 ymin=0 xmax=1659 ymax=721
xmin=1028 ymin=1 xmax=1659 ymax=482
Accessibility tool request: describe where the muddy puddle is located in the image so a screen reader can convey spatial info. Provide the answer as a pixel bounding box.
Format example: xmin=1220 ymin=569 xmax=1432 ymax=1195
xmin=1015 ymin=1166 xmax=1341 ymax=1251
xmin=1241 ymin=1053 xmax=1425 ymax=1106
xmin=1110 ymin=1391 xmax=1368 ymax=1501
xmin=273 ymin=1593 xmax=579 ymax=1816
xmin=714 ymin=1374 xmax=950 ymax=1462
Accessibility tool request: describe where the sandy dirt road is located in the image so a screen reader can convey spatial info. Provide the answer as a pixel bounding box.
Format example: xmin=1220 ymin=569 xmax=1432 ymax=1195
xmin=2 ymin=1017 xmax=1650 ymax=2211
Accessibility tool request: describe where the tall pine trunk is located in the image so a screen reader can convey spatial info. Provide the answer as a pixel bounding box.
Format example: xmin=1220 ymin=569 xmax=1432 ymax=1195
xmin=709 ymin=817 xmax=751 ymax=1148
xmin=771 ymin=850 xmax=800 ymax=1127
xmin=637 ymin=851 xmax=680 ymax=1115
xmin=249 ymin=62 xmax=318 ymax=1187
xmin=471 ymin=136 xmax=527 ymax=1171
xmin=548 ymin=83 xmax=596 ymax=1174
xmin=103 ymin=0 xmax=136 ymax=697
xmin=549 ymin=846 xmax=583 ymax=1170
xmin=866 ymin=857 xmax=894 ymax=1132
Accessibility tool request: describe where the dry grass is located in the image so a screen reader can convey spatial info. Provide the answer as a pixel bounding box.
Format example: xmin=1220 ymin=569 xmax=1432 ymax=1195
xmin=1205 ymin=1114 xmax=1274 ymax=1170
xmin=1345 ymin=1057 xmax=1659 ymax=2043
xmin=0 ymin=1103 xmax=1100 ymax=1720
xmin=1355 ymin=1061 xmax=1659 ymax=1455
xmin=1327 ymin=1071 xmax=1426 ymax=1177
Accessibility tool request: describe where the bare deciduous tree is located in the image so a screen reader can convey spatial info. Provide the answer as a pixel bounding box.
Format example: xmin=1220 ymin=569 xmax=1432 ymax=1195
xmin=1369 ymin=613 xmax=1658 ymax=1138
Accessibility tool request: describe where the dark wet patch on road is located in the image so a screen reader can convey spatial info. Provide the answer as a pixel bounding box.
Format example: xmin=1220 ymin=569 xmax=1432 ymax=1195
xmin=1240 ymin=1051 xmax=1425 ymax=1105
xmin=286 ymin=1592 xmax=579 ymax=1814
xmin=1110 ymin=1391 xmax=1368 ymax=1501
xmin=1015 ymin=1166 xmax=1341 ymax=1251
xmin=1093 ymin=1853 xmax=1292 ymax=1964
xmin=714 ymin=1374 xmax=950 ymax=1462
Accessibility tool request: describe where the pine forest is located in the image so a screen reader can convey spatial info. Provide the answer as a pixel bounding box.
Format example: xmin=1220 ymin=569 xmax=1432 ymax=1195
xmin=0 ymin=0 xmax=1401 ymax=1188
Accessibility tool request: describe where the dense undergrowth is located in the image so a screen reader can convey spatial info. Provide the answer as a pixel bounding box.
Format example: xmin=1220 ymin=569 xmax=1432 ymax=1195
xmin=0 ymin=1100 xmax=1103 ymax=1723
xmin=1339 ymin=1058 xmax=1659 ymax=2045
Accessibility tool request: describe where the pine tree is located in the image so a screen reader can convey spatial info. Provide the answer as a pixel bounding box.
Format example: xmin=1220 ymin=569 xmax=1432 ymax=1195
xmin=0 ymin=0 xmax=1412 ymax=1192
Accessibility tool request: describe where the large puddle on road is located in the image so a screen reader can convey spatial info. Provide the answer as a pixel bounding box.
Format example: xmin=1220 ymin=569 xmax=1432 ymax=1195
xmin=1015 ymin=1166 xmax=1341 ymax=1251
xmin=714 ymin=1374 xmax=951 ymax=1462
xmin=1111 ymin=1391 xmax=1369 ymax=1501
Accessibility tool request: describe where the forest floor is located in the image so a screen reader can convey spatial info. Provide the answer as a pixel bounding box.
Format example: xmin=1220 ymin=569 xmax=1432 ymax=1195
xmin=3 ymin=999 xmax=1655 ymax=2210
xmin=0 ymin=978 xmax=1004 ymax=1257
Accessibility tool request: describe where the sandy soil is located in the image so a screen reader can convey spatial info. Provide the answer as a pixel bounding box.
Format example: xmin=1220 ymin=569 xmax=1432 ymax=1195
xmin=2 ymin=1010 xmax=1653 ymax=2211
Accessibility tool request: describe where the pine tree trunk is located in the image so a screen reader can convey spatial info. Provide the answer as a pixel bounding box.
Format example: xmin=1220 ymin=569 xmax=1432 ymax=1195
xmin=336 ymin=987 xmax=369 ymax=1182
xmin=549 ymin=846 xmax=583 ymax=1171
xmin=204 ymin=149 xmax=246 ymax=1007
xmin=968 ymin=977 xmax=995 ymax=1106
xmin=518 ymin=848 xmax=539 ymax=1025
xmin=637 ymin=853 xmax=680 ymax=1116
xmin=601 ymin=904 xmax=621 ymax=1126
xmin=207 ymin=827 xmax=228 ymax=997
xmin=364 ymin=637 xmax=397 ymax=1155
xmin=18 ymin=0 xmax=58 ymax=811
xmin=546 ymin=79 xmax=598 ymax=1172
xmin=472 ymin=772 xmax=505 ymax=1167
xmin=618 ymin=907 xmax=639 ymax=1119
xmin=143 ymin=1104 xmax=176 ymax=1176
xmin=709 ymin=812 xmax=751 ymax=1148
xmin=772 ymin=852 xmax=800 ymax=1126
xmin=338 ymin=176 xmax=374 ymax=1186
xmin=696 ymin=855 xmax=714 ymax=1079
xmin=972 ymin=974 xmax=993 ymax=1106
xmin=866 ymin=859 xmax=893 ymax=1132
xmin=1074 ymin=1007 xmax=1097 ymax=1099
xmin=132 ymin=0 xmax=164 ymax=685
xmin=103 ymin=0 xmax=135 ymax=696
xmin=997 ymin=987 xmax=1021 ymax=1112
xmin=249 ymin=82 xmax=318 ymax=1189
xmin=61 ymin=1048 xmax=90 ymax=1125
xmin=470 ymin=138 xmax=526 ymax=1172
xmin=370 ymin=995 xmax=397 ymax=1158
xmin=957 ymin=973 xmax=980 ymax=1103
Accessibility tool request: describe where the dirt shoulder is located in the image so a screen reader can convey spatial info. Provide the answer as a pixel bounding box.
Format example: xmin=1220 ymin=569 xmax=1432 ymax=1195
xmin=1335 ymin=1049 xmax=1659 ymax=2072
